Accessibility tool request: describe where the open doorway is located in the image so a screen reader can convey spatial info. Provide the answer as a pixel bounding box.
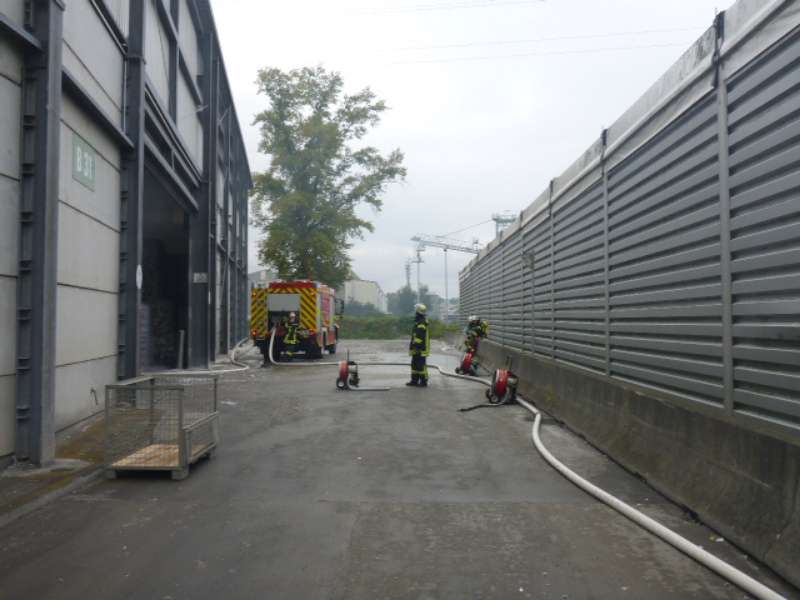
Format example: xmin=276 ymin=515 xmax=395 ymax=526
xmin=139 ymin=170 xmax=189 ymax=371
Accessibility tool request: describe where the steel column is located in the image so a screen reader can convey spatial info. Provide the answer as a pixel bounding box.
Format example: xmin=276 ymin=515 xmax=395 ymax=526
xmin=118 ymin=0 xmax=146 ymax=379
xmin=207 ymin=58 xmax=219 ymax=361
xmin=548 ymin=180 xmax=555 ymax=359
xmin=219 ymin=110 xmax=231 ymax=354
xmin=601 ymin=129 xmax=611 ymax=376
xmin=714 ymin=13 xmax=735 ymax=413
xmin=15 ymin=0 xmax=64 ymax=465
xmin=188 ymin=28 xmax=217 ymax=368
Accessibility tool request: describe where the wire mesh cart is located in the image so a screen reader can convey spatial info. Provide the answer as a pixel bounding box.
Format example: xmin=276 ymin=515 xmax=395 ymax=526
xmin=104 ymin=375 xmax=220 ymax=480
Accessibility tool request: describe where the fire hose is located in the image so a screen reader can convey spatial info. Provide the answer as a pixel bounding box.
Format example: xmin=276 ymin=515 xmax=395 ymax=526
xmin=265 ymin=333 xmax=785 ymax=600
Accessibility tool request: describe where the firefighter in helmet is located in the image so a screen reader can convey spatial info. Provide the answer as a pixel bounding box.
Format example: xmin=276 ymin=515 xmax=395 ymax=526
xmin=464 ymin=315 xmax=488 ymax=353
xmin=284 ymin=311 xmax=299 ymax=361
xmin=407 ymin=303 xmax=430 ymax=387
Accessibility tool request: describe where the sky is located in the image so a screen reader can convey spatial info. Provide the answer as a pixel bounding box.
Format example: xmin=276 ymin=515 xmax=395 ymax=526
xmin=211 ymin=0 xmax=729 ymax=299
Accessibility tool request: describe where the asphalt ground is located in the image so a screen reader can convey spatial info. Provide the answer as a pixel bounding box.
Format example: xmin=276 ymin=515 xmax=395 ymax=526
xmin=0 ymin=339 xmax=794 ymax=600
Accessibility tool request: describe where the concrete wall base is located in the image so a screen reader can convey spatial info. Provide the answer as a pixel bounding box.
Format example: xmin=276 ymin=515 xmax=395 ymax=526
xmin=478 ymin=340 xmax=800 ymax=589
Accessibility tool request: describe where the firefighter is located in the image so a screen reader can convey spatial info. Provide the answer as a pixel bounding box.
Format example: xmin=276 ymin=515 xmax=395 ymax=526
xmin=464 ymin=315 xmax=488 ymax=353
xmin=284 ymin=312 xmax=299 ymax=361
xmin=407 ymin=303 xmax=430 ymax=387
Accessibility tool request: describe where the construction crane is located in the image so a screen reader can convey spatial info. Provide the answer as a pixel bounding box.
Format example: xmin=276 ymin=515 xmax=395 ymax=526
xmin=411 ymin=235 xmax=480 ymax=321
xmin=492 ymin=211 xmax=517 ymax=237
xmin=406 ymin=252 xmax=423 ymax=302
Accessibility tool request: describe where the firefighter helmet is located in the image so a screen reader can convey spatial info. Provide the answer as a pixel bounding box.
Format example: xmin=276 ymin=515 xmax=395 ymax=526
xmin=414 ymin=303 xmax=427 ymax=315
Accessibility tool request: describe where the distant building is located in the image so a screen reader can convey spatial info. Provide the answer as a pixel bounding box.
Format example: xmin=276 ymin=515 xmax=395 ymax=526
xmin=248 ymin=269 xmax=278 ymax=288
xmin=339 ymin=279 xmax=387 ymax=313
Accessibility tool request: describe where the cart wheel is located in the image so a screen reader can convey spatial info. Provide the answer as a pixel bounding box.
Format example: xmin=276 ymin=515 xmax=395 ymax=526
xmin=171 ymin=468 xmax=189 ymax=481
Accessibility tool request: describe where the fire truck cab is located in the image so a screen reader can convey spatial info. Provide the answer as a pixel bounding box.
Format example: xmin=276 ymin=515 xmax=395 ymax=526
xmin=250 ymin=280 xmax=340 ymax=360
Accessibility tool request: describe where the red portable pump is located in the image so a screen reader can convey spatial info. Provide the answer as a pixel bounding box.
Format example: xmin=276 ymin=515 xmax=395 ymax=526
xmin=485 ymin=368 xmax=519 ymax=405
xmin=455 ymin=349 xmax=478 ymax=376
xmin=335 ymin=354 xmax=390 ymax=392
xmin=336 ymin=359 xmax=360 ymax=390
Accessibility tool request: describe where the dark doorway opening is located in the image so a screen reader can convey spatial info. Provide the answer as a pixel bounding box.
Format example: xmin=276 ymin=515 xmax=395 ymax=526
xmin=140 ymin=169 xmax=189 ymax=371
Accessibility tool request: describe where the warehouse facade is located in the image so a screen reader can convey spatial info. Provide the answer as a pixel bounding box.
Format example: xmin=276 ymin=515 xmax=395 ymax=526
xmin=0 ymin=0 xmax=251 ymax=467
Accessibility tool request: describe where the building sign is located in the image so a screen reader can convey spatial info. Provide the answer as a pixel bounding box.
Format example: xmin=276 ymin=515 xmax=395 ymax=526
xmin=72 ymin=133 xmax=96 ymax=190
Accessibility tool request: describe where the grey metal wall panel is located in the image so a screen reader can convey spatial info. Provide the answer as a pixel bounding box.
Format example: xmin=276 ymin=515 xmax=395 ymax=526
xmin=145 ymin=0 xmax=171 ymax=105
xmin=178 ymin=0 xmax=200 ymax=79
xmin=0 ymin=31 xmax=22 ymax=459
xmin=177 ymin=74 xmax=203 ymax=167
xmin=62 ymin=0 xmax=125 ymax=126
xmin=460 ymin=7 xmax=800 ymax=438
xmin=55 ymin=286 xmax=118 ymax=366
xmin=0 ymin=278 xmax=15 ymax=378
xmin=0 ymin=34 xmax=23 ymax=85
xmin=0 ymin=73 xmax=21 ymax=182
xmin=104 ymin=0 xmax=130 ymax=37
xmin=0 ymin=375 xmax=13 ymax=456
xmin=58 ymin=97 xmax=121 ymax=230
xmin=54 ymin=355 xmax=117 ymax=431
xmin=726 ymin=26 xmax=800 ymax=424
xmin=57 ymin=203 xmax=119 ymax=294
xmin=0 ymin=176 xmax=18 ymax=279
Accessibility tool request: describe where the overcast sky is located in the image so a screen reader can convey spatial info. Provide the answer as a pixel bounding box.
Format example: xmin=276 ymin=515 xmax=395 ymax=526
xmin=211 ymin=0 xmax=728 ymax=299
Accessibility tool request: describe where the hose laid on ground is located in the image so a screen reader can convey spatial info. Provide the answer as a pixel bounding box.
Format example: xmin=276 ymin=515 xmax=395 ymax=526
xmin=265 ymin=334 xmax=784 ymax=599
xmin=149 ymin=338 xmax=250 ymax=377
xmin=515 ymin=397 xmax=785 ymax=600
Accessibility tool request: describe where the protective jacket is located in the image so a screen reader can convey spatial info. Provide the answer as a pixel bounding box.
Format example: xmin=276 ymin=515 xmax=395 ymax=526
xmin=409 ymin=315 xmax=430 ymax=357
xmin=285 ymin=319 xmax=299 ymax=345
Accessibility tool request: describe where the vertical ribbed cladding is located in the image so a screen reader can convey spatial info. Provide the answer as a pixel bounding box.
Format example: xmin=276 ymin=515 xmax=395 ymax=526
xmin=606 ymin=92 xmax=723 ymax=405
xmin=486 ymin=241 xmax=502 ymax=343
xmin=502 ymin=229 xmax=524 ymax=350
xmin=528 ymin=211 xmax=553 ymax=359
xmin=550 ymin=180 xmax=606 ymax=373
xmin=726 ymin=26 xmax=800 ymax=428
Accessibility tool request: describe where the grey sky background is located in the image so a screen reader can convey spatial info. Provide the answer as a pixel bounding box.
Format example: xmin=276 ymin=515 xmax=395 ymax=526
xmin=211 ymin=0 xmax=728 ymax=298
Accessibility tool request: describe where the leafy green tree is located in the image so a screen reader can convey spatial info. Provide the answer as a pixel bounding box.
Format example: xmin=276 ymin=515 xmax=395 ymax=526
xmin=251 ymin=66 xmax=406 ymax=289
xmin=388 ymin=285 xmax=417 ymax=316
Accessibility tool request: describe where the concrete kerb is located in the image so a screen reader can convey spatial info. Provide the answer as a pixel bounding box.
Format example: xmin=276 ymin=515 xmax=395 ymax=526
xmin=476 ymin=339 xmax=800 ymax=591
xmin=0 ymin=466 xmax=104 ymax=529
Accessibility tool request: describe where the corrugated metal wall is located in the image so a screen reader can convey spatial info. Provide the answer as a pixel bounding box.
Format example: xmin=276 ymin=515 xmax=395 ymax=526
xmin=460 ymin=2 xmax=800 ymax=440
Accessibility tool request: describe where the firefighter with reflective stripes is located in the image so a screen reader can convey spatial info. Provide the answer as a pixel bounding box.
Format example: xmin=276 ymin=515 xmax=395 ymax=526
xmin=284 ymin=312 xmax=299 ymax=361
xmin=407 ymin=303 xmax=430 ymax=387
xmin=465 ymin=315 xmax=489 ymax=353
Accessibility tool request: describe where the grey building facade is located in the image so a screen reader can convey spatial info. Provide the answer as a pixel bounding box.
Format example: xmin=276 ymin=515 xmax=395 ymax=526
xmin=0 ymin=0 xmax=251 ymax=466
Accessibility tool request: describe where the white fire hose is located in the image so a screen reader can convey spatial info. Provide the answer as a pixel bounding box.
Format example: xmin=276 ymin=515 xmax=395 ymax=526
xmin=265 ymin=333 xmax=785 ymax=600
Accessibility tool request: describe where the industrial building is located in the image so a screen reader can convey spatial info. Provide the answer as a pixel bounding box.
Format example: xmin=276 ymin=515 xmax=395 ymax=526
xmin=0 ymin=0 xmax=251 ymax=467
xmin=339 ymin=278 xmax=388 ymax=313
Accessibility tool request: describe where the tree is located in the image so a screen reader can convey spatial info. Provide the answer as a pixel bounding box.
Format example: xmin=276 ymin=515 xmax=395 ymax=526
xmin=388 ymin=285 xmax=417 ymax=316
xmin=342 ymin=299 xmax=383 ymax=317
xmin=251 ymin=66 xmax=406 ymax=289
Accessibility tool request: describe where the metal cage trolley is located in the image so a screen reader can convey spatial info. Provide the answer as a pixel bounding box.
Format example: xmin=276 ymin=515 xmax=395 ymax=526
xmin=104 ymin=375 xmax=220 ymax=480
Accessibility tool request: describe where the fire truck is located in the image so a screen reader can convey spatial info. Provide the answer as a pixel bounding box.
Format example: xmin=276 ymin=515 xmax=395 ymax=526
xmin=250 ymin=280 xmax=340 ymax=359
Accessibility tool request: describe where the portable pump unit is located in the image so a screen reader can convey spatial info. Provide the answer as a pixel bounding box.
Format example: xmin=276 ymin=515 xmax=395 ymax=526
xmin=485 ymin=368 xmax=519 ymax=405
xmin=336 ymin=360 xmax=360 ymax=390
xmin=455 ymin=349 xmax=478 ymax=376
